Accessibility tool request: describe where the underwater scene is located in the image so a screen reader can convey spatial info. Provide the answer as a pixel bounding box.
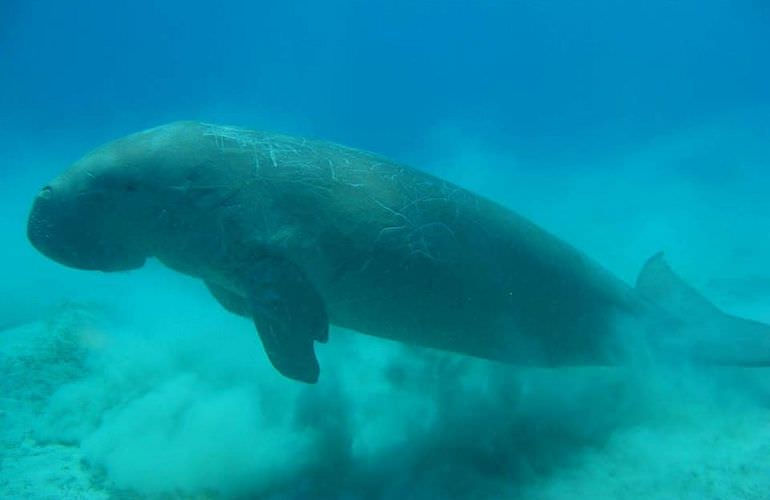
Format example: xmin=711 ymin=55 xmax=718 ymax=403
xmin=2 ymin=1 xmax=770 ymax=498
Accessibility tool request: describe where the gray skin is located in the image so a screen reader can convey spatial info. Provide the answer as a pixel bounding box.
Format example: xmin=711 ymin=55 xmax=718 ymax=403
xmin=27 ymin=121 xmax=770 ymax=382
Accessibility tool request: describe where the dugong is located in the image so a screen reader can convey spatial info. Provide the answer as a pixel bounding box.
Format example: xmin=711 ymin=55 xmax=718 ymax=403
xmin=27 ymin=121 xmax=770 ymax=382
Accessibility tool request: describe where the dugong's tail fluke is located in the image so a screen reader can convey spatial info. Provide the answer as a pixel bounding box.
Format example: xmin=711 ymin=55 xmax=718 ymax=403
xmin=636 ymin=252 xmax=770 ymax=366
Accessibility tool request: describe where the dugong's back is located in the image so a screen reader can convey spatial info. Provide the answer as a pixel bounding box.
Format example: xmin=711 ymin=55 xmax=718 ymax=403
xmin=185 ymin=123 xmax=640 ymax=366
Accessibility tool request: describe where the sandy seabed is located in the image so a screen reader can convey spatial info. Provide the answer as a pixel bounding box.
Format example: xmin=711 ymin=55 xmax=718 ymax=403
xmin=1 ymin=288 xmax=769 ymax=499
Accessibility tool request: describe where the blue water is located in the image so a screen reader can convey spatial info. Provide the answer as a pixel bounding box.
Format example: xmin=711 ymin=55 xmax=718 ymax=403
xmin=1 ymin=1 xmax=769 ymax=498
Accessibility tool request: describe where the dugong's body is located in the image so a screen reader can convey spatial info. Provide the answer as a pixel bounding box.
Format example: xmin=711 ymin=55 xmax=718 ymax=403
xmin=27 ymin=122 xmax=770 ymax=382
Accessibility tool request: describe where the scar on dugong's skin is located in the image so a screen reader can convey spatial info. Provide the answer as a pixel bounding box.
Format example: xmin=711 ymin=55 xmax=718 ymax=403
xmin=27 ymin=121 xmax=770 ymax=383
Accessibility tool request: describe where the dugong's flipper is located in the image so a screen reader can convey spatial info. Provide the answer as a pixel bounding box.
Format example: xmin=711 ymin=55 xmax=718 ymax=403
xmin=207 ymin=257 xmax=328 ymax=383
xmin=249 ymin=256 xmax=328 ymax=383
xmin=205 ymin=282 xmax=249 ymax=316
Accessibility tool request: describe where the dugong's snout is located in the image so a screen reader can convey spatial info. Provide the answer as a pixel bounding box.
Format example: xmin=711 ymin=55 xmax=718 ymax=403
xmin=27 ymin=183 xmax=146 ymax=272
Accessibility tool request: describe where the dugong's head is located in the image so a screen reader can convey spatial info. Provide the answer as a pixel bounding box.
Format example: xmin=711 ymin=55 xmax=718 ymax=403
xmin=28 ymin=122 xmax=207 ymax=271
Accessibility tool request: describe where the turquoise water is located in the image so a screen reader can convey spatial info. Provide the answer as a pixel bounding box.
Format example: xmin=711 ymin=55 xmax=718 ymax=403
xmin=2 ymin=1 xmax=770 ymax=498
